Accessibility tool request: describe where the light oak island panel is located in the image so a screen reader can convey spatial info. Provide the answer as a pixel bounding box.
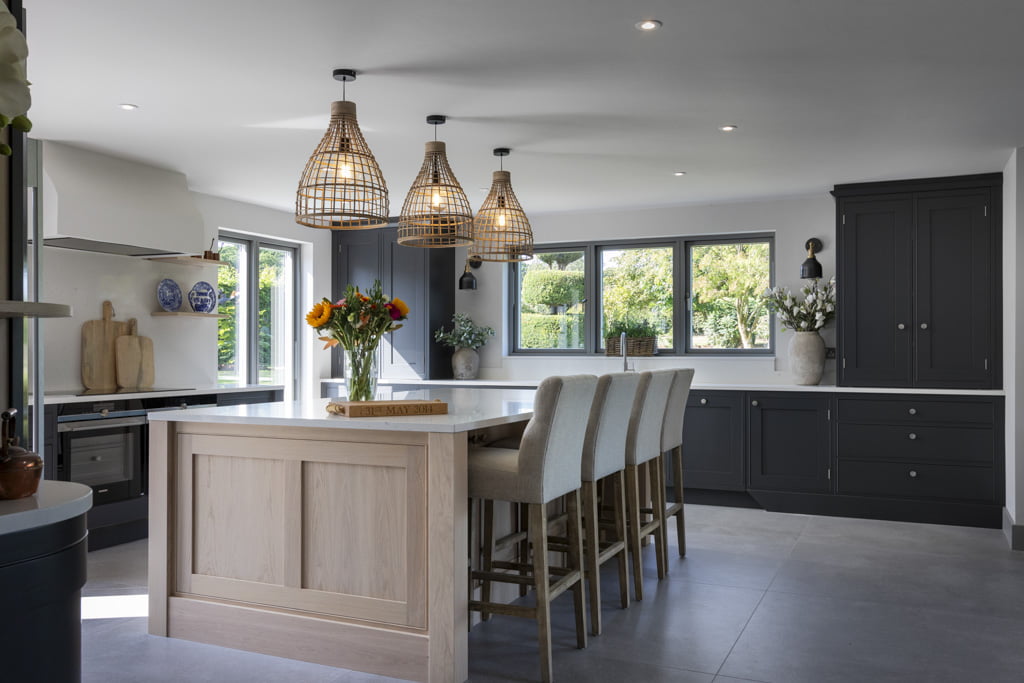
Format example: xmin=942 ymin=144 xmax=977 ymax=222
xmin=148 ymin=390 xmax=534 ymax=683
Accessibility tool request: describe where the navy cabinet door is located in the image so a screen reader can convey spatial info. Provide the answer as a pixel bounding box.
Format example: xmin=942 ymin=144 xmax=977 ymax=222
xmin=681 ymin=391 xmax=744 ymax=491
xmin=837 ymin=197 xmax=914 ymax=387
xmin=381 ymin=229 xmax=428 ymax=379
xmin=748 ymin=393 xmax=832 ymax=493
xmin=914 ymin=191 xmax=995 ymax=388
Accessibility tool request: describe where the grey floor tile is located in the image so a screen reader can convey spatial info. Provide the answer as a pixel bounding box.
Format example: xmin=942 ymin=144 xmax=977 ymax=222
xmin=798 ymin=514 xmax=1010 ymax=559
xmin=720 ymin=590 xmax=1024 ymax=683
xmin=772 ymin=535 xmax=1024 ymax=620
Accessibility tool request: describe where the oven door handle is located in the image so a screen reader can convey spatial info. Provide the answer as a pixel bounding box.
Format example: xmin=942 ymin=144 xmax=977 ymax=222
xmin=57 ymin=415 xmax=148 ymax=432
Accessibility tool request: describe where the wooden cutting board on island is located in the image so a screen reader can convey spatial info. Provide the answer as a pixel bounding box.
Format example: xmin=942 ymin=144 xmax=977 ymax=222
xmin=81 ymin=300 xmax=129 ymax=391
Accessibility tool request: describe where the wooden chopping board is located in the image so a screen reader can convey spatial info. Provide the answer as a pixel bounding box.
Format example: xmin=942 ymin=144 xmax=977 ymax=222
xmin=115 ymin=318 xmax=155 ymax=389
xmin=81 ymin=301 xmax=129 ymax=391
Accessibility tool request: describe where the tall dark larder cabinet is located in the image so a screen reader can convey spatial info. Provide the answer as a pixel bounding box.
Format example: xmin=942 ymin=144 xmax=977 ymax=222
xmin=833 ymin=174 xmax=1001 ymax=389
xmin=332 ymin=226 xmax=455 ymax=379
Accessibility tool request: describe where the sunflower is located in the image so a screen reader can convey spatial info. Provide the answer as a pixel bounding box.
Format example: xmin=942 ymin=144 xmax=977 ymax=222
xmin=305 ymin=301 xmax=332 ymax=328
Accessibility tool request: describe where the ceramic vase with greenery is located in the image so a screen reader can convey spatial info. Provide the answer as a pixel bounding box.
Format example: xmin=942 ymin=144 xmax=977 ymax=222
xmin=763 ymin=278 xmax=836 ymax=384
xmin=434 ymin=313 xmax=495 ymax=380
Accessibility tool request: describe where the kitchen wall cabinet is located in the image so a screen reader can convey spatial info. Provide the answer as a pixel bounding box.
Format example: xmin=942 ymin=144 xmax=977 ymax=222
xmin=333 ymin=227 xmax=455 ymax=380
xmin=833 ymin=174 xmax=1001 ymax=389
xmin=747 ymin=392 xmax=832 ymax=494
xmin=679 ymin=390 xmax=744 ymax=491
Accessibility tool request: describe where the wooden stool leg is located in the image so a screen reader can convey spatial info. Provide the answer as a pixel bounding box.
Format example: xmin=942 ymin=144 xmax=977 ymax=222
xmin=582 ymin=480 xmax=602 ymax=636
xmin=529 ymin=503 xmax=553 ymax=683
xmin=481 ymin=499 xmax=495 ymax=621
xmin=613 ymin=470 xmax=630 ymax=610
xmin=650 ymin=457 xmax=667 ymax=580
xmin=518 ymin=502 xmax=530 ymax=597
xmin=565 ymin=489 xmax=588 ymax=650
xmin=624 ymin=464 xmax=644 ymax=601
xmin=673 ymin=445 xmax=686 ymax=557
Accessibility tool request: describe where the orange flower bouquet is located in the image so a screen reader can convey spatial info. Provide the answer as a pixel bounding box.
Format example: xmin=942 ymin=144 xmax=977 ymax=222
xmin=306 ymin=280 xmax=409 ymax=401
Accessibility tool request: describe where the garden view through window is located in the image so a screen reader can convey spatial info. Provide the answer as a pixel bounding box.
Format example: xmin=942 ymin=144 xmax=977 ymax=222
xmin=511 ymin=235 xmax=772 ymax=354
xmin=688 ymin=240 xmax=771 ymax=350
xmin=515 ymin=250 xmax=586 ymax=350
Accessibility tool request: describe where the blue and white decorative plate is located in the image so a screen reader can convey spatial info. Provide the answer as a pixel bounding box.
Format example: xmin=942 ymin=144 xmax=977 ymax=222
xmin=188 ymin=281 xmax=217 ymax=314
xmin=156 ymin=279 xmax=182 ymax=312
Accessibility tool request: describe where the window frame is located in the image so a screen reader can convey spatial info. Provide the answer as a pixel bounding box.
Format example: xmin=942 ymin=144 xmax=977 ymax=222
xmin=683 ymin=233 xmax=775 ymax=356
xmin=507 ymin=233 xmax=775 ymax=356
xmin=218 ymin=230 xmax=302 ymax=394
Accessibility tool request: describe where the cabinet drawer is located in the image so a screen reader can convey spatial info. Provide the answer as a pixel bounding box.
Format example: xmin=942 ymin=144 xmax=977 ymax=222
xmin=837 ymin=460 xmax=995 ymax=502
xmin=838 ymin=398 xmax=994 ymax=425
xmin=837 ymin=424 xmax=994 ymax=465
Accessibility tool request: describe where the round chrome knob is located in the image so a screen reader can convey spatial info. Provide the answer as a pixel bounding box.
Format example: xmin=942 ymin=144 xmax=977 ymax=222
xmin=180 ymin=402 xmax=188 ymax=409
xmin=91 ymin=456 xmax=103 ymax=462
xmin=909 ymin=470 xmax=918 ymax=478
xmin=908 ymin=408 xmax=917 ymax=415
xmin=897 ymin=323 xmax=905 ymax=330
xmin=99 ymin=408 xmax=109 ymax=417
xmin=920 ymin=323 xmax=928 ymax=330
xmin=751 ymin=400 xmax=759 ymax=407
xmin=700 ymin=398 xmax=708 ymax=406
xmin=908 ymin=433 xmax=917 ymax=440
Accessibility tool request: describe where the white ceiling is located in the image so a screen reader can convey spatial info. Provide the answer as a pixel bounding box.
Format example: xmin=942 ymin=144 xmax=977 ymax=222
xmin=20 ymin=0 xmax=1024 ymax=217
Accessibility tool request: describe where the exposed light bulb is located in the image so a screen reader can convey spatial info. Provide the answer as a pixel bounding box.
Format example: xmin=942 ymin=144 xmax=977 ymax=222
xmin=432 ymin=191 xmax=443 ymax=207
xmin=339 ymin=164 xmax=353 ymax=180
xmin=497 ymin=213 xmax=507 ymax=228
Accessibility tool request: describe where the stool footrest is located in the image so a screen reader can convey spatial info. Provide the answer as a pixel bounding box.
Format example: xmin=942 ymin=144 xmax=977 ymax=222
xmin=469 ymin=600 xmax=535 ymax=619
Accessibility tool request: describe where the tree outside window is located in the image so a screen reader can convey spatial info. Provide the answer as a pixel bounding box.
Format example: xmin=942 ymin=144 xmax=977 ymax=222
xmin=688 ymin=241 xmax=771 ymax=350
xmin=516 ymin=250 xmax=586 ymax=350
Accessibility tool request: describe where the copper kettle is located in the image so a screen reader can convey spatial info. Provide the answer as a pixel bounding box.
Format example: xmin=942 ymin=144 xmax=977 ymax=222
xmin=0 ymin=409 xmax=42 ymax=500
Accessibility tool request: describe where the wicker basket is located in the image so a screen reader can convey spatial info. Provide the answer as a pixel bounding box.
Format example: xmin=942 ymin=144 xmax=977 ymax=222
xmin=605 ymin=336 xmax=656 ymax=356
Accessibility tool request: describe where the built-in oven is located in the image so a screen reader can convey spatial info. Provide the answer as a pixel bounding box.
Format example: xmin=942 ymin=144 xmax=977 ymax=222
xmin=56 ymin=406 xmax=147 ymax=506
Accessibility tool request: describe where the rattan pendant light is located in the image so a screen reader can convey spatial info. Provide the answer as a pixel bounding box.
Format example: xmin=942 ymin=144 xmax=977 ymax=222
xmin=397 ymin=115 xmax=474 ymax=247
xmin=470 ymin=148 xmax=533 ymax=262
xmin=295 ymin=69 xmax=389 ymax=229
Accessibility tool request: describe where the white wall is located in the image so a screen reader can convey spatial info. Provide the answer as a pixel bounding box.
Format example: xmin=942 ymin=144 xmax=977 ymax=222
xmin=1005 ymin=149 xmax=1024 ymax=527
xmin=40 ymin=184 xmax=332 ymax=398
xmin=454 ymin=193 xmax=836 ymax=383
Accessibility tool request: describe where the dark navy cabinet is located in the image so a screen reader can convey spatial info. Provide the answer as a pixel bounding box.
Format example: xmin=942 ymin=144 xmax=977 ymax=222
xmin=333 ymin=227 xmax=455 ymax=380
xmin=747 ymin=392 xmax=832 ymax=494
xmin=833 ymin=174 xmax=1001 ymax=389
xmin=680 ymin=390 xmax=744 ymax=491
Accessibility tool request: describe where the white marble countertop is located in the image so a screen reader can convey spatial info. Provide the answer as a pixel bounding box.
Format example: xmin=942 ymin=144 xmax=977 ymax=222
xmin=148 ymin=387 xmax=536 ymax=433
xmin=43 ymin=383 xmax=285 ymax=405
xmin=0 ymin=480 xmax=92 ymax=535
xmin=325 ymin=377 xmax=1004 ymax=396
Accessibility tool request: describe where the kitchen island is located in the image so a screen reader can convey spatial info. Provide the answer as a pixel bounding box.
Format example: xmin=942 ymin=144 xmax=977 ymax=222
xmin=147 ymin=388 xmax=535 ymax=683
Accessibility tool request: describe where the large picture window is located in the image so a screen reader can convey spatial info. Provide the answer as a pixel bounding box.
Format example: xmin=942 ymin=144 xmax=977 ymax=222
xmin=217 ymin=232 xmax=299 ymax=393
xmin=509 ymin=234 xmax=773 ymax=355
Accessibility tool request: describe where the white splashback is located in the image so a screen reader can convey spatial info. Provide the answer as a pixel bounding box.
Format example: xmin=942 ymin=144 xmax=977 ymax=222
xmin=40 ymin=248 xmax=219 ymax=390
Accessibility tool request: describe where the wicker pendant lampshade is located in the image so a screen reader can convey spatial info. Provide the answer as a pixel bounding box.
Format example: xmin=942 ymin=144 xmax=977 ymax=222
xmin=470 ymin=148 xmax=533 ymax=262
xmin=295 ymin=69 xmax=390 ymax=229
xmin=397 ymin=115 xmax=474 ymax=247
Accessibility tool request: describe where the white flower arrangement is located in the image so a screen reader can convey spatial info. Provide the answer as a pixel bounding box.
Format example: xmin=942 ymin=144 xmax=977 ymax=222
xmin=0 ymin=4 xmax=30 ymax=155
xmin=763 ymin=277 xmax=836 ymax=332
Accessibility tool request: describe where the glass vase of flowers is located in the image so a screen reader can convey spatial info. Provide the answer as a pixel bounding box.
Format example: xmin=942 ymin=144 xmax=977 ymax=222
xmin=306 ymin=280 xmax=409 ymax=402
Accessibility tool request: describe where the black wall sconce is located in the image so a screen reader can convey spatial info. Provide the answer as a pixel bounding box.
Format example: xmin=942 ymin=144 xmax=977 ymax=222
xmin=459 ymin=258 xmax=482 ymax=290
xmin=800 ymin=238 xmax=823 ymax=279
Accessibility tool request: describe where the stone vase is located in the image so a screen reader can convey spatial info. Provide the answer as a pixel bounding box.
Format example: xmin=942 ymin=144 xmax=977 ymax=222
xmin=789 ymin=330 xmax=825 ymax=385
xmin=452 ymin=347 xmax=480 ymax=380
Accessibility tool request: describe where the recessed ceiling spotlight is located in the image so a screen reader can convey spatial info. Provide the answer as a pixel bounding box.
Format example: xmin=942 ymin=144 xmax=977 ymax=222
xmin=119 ymin=103 xmax=139 ymax=111
xmin=673 ymin=171 xmax=687 ymax=176
xmin=635 ymin=19 xmax=662 ymax=31
xmin=718 ymin=124 xmax=738 ymax=132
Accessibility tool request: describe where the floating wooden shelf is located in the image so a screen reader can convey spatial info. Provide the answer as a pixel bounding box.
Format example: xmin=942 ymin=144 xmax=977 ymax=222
xmin=151 ymin=311 xmax=229 ymax=319
xmin=0 ymin=300 xmax=72 ymax=318
xmin=146 ymin=256 xmax=227 ymax=268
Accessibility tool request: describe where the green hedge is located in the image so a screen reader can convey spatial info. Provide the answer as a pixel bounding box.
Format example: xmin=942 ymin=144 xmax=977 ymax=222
xmin=521 ymin=270 xmax=585 ymax=309
xmin=520 ymin=313 xmax=584 ymax=349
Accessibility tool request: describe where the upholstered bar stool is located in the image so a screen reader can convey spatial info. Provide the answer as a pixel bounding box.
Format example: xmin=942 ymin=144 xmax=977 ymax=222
xmin=661 ymin=368 xmax=695 ymax=564
xmin=468 ymin=374 xmax=598 ymax=683
xmin=624 ymin=369 xmax=675 ymax=601
xmin=579 ymin=371 xmax=642 ymax=635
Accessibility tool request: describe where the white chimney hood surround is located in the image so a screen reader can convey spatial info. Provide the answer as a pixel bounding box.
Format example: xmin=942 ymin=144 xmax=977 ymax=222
xmin=41 ymin=141 xmax=205 ymax=256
